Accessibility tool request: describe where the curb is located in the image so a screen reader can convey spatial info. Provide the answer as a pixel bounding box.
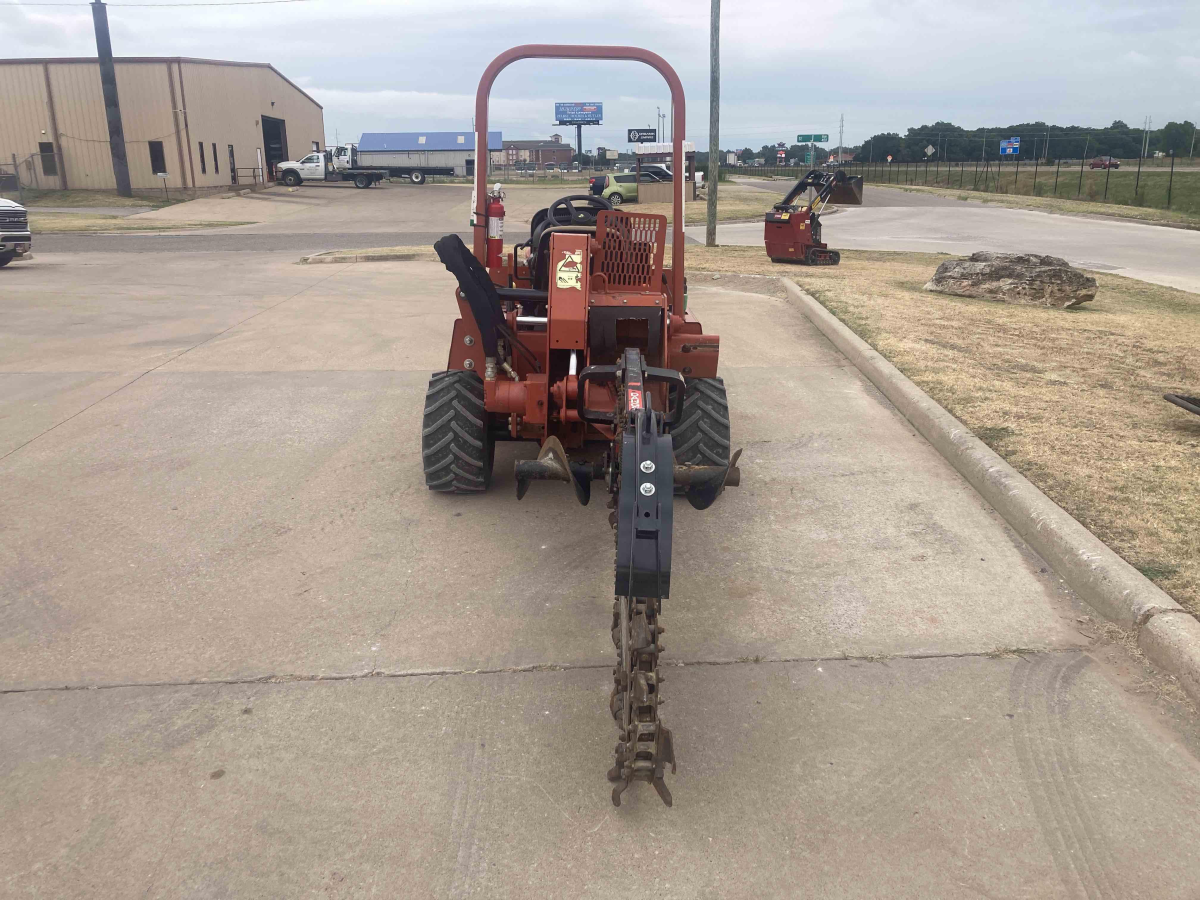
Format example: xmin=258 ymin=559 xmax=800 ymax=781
xmin=299 ymin=250 xmax=420 ymax=265
xmin=780 ymin=278 xmax=1200 ymax=705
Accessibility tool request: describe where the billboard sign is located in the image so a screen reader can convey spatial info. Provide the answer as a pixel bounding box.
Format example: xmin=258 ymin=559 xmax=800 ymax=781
xmin=627 ymin=128 xmax=657 ymax=143
xmin=606 ymin=149 xmax=619 ymax=160
xmin=555 ymin=102 xmax=602 ymax=124
xmin=1000 ymin=137 xmax=1020 ymax=155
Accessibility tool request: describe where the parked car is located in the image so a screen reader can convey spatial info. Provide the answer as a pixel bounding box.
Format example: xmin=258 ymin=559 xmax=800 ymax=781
xmin=1089 ymin=156 xmax=1120 ymax=169
xmin=599 ymin=170 xmax=666 ymax=206
xmin=0 ymin=198 xmax=32 ymax=267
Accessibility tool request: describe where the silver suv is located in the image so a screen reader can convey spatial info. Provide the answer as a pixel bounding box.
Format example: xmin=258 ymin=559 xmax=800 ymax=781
xmin=0 ymin=198 xmax=31 ymax=267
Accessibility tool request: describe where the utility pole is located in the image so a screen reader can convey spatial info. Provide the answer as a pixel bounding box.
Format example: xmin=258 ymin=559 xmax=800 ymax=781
xmin=91 ymin=0 xmax=131 ymax=197
xmin=705 ymin=0 xmax=720 ymax=247
xmin=838 ymin=113 xmax=844 ymax=164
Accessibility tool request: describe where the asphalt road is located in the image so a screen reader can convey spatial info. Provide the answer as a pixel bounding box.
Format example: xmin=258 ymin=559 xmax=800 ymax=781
xmin=32 ymin=229 xmax=484 ymax=254
xmin=691 ymin=184 xmax=1200 ymax=293
xmin=4 ymin=245 xmax=1200 ymax=896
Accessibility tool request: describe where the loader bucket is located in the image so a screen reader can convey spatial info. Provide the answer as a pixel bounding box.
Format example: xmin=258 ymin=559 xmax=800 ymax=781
xmin=828 ymin=175 xmax=864 ymax=205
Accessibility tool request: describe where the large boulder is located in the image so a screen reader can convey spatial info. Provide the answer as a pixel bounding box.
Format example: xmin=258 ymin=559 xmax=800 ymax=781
xmin=924 ymin=252 xmax=1097 ymax=308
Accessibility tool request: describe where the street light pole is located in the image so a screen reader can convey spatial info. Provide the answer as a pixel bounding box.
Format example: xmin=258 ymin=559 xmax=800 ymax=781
xmin=705 ymin=0 xmax=720 ymax=247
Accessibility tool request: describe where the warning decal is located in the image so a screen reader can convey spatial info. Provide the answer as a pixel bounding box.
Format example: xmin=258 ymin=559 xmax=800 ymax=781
xmin=555 ymin=249 xmax=584 ymax=290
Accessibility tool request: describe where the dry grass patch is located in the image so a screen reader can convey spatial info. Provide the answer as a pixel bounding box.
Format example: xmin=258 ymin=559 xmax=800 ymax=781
xmin=2 ymin=188 xmax=176 ymax=209
xmin=757 ymin=249 xmax=1198 ymax=610
xmin=639 ymin=185 xmax=772 ymax=225
xmin=30 ymin=213 xmax=251 ymax=233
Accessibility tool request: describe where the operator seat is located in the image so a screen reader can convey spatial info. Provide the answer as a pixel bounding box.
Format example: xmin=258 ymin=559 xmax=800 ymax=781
xmin=528 ymin=225 xmax=597 ymax=291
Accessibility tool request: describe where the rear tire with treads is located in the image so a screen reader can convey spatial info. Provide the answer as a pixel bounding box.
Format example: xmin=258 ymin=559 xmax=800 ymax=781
xmin=672 ymin=377 xmax=731 ymax=467
xmin=421 ymin=370 xmax=493 ymax=493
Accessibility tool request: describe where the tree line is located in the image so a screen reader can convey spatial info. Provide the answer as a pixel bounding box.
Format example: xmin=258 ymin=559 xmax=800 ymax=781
xmin=691 ymin=120 xmax=1197 ymax=168
xmin=849 ymin=120 xmax=1196 ymax=163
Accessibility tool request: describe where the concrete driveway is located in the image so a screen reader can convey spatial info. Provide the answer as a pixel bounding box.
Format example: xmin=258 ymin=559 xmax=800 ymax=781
xmin=689 ymin=184 xmax=1200 ymax=293
xmin=4 ymin=248 xmax=1200 ymax=897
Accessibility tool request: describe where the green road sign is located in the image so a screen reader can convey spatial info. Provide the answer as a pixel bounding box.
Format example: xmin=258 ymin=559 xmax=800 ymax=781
xmin=797 ymin=133 xmax=829 ymax=143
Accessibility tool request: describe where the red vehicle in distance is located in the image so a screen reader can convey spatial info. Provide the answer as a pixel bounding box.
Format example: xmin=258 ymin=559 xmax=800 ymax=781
xmin=1089 ymin=156 xmax=1121 ymax=169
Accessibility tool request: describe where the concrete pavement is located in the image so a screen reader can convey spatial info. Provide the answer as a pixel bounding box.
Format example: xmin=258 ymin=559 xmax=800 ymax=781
xmin=689 ymin=185 xmax=1200 ymax=293
xmin=4 ymin=249 xmax=1200 ymax=896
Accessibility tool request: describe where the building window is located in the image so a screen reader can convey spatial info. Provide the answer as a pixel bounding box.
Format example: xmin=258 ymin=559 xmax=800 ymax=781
xmin=418 ymin=136 xmax=426 ymax=144
xmin=198 ymin=142 xmax=207 ymax=175
xmin=38 ymin=142 xmax=58 ymax=177
xmin=312 ymin=141 xmax=319 ymax=152
xmin=212 ymin=143 xmax=219 ymax=174
xmin=148 ymin=140 xmax=167 ymax=175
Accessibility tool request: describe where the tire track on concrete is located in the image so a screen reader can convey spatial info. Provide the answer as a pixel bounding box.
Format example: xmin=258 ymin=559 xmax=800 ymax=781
xmin=1009 ymin=655 xmax=1121 ymax=900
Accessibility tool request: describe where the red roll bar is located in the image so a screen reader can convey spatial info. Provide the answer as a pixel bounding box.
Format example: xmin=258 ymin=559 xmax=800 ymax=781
xmin=473 ymin=45 xmax=687 ymax=314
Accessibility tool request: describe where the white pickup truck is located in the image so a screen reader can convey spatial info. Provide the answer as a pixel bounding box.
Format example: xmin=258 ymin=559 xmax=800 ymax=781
xmin=0 ymin=198 xmax=31 ymax=267
xmin=276 ymin=150 xmax=386 ymax=189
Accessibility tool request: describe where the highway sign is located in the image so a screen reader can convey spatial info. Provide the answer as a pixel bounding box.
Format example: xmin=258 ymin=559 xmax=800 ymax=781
xmin=1000 ymin=137 xmax=1020 ymax=155
xmin=627 ymin=128 xmax=656 ymax=143
xmin=796 ymin=133 xmax=829 ymax=143
xmin=555 ymin=102 xmax=602 ymax=125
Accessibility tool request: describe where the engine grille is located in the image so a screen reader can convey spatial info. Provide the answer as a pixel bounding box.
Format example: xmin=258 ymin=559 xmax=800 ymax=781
xmin=0 ymin=212 xmax=29 ymax=233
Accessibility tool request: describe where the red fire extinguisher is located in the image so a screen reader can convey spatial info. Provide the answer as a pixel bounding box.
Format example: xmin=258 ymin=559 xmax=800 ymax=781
xmin=486 ymin=184 xmax=505 ymax=269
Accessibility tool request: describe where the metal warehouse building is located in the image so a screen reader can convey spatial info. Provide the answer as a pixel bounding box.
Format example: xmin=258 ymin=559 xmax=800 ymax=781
xmin=0 ymin=57 xmax=324 ymax=193
xmin=357 ymin=132 xmax=503 ymax=178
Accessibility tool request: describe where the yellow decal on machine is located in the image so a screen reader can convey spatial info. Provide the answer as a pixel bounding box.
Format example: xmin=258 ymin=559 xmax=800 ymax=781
xmin=555 ymin=249 xmax=584 ymax=290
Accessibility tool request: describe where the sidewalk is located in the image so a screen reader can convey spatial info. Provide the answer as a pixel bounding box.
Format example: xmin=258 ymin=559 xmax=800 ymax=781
xmin=3 ymin=262 xmax=1200 ymax=897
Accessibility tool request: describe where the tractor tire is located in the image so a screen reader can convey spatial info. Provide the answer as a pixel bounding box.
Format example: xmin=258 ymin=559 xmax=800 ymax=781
xmin=410 ymin=171 xmax=426 ymax=185
xmin=282 ymin=171 xmax=302 ymax=187
xmin=354 ymin=174 xmax=370 ymax=189
xmin=422 ymin=370 xmax=494 ymax=493
xmin=672 ymin=377 xmax=731 ymax=467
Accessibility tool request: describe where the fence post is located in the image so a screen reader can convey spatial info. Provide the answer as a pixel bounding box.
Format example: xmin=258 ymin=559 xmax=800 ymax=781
xmin=1134 ymin=152 xmax=1142 ymax=198
xmin=1167 ymin=151 xmax=1175 ymax=208
xmin=1014 ymin=156 xmax=1020 ymax=192
xmin=1103 ymin=162 xmax=1111 ymax=201
xmin=1032 ymin=140 xmax=1039 ymax=195
xmin=1077 ymin=154 xmax=1085 ymax=198
xmin=12 ymin=154 xmax=22 ymax=204
xmin=1054 ymin=158 xmax=1061 ymax=195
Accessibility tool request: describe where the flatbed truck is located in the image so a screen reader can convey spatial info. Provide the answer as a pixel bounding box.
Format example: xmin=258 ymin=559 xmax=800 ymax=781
xmin=275 ymin=143 xmax=453 ymax=188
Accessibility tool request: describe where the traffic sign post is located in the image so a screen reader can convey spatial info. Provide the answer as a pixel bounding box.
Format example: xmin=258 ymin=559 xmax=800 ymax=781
xmin=795 ymin=134 xmax=828 ymax=170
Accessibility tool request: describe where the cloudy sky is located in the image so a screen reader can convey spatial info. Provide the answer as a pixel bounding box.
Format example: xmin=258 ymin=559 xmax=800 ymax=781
xmin=3 ymin=0 xmax=1198 ymax=153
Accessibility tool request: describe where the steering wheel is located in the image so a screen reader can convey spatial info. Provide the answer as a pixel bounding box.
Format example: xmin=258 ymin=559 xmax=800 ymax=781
xmin=547 ymin=194 xmax=612 ymax=227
